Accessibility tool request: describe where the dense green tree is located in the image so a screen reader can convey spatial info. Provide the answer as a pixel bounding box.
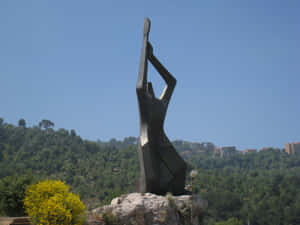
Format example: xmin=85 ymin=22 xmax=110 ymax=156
xmin=0 ymin=174 xmax=37 ymax=216
xmin=18 ymin=118 xmax=26 ymax=128
xmin=70 ymin=129 xmax=76 ymax=137
xmin=38 ymin=119 xmax=54 ymax=129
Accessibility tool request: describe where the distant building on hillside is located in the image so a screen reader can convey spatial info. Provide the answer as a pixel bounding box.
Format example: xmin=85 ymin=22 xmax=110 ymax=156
xmin=285 ymin=142 xmax=300 ymax=155
xmin=214 ymin=146 xmax=237 ymax=158
xmin=245 ymin=149 xmax=257 ymax=154
xmin=260 ymin=147 xmax=274 ymax=152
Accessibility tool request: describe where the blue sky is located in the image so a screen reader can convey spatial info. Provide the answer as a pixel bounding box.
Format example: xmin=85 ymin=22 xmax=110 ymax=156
xmin=1 ymin=1 xmax=299 ymax=150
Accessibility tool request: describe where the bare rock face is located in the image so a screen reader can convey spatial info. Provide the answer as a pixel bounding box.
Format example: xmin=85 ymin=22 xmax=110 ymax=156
xmin=89 ymin=193 xmax=207 ymax=225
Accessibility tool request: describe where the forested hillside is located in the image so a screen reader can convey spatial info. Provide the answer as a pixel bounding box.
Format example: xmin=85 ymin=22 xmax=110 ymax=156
xmin=0 ymin=118 xmax=139 ymax=208
xmin=1 ymin=118 xmax=300 ymax=225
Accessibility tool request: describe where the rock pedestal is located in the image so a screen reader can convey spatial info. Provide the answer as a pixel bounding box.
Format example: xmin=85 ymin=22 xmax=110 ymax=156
xmin=9 ymin=217 xmax=31 ymax=225
xmin=89 ymin=193 xmax=207 ymax=225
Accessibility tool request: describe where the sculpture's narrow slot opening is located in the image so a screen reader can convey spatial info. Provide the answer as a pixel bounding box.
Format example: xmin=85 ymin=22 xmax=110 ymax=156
xmin=148 ymin=62 xmax=166 ymax=98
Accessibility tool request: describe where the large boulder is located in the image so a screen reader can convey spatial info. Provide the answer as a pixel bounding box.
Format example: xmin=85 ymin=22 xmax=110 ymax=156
xmin=89 ymin=193 xmax=207 ymax=225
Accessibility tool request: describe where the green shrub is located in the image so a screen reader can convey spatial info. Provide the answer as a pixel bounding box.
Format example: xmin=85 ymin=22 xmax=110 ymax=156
xmin=215 ymin=217 xmax=243 ymax=225
xmin=0 ymin=174 xmax=35 ymax=216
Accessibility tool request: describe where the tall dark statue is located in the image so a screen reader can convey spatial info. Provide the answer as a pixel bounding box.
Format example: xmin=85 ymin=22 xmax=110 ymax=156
xmin=136 ymin=18 xmax=187 ymax=195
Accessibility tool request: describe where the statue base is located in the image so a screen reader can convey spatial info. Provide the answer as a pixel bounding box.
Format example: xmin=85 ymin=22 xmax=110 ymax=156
xmin=89 ymin=192 xmax=207 ymax=225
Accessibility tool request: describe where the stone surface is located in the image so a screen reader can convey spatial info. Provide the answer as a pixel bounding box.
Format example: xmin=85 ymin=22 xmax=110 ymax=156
xmin=0 ymin=217 xmax=31 ymax=225
xmin=89 ymin=193 xmax=207 ymax=225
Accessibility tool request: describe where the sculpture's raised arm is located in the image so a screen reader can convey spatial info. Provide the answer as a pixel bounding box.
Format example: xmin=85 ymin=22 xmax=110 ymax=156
xmin=136 ymin=18 xmax=151 ymax=91
xmin=137 ymin=17 xmax=176 ymax=105
xmin=148 ymin=53 xmax=177 ymax=104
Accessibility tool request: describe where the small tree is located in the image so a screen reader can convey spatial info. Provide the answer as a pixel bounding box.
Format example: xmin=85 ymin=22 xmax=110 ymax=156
xmin=70 ymin=129 xmax=76 ymax=137
xmin=24 ymin=180 xmax=85 ymax=225
xmin=38 ymin=119 xmax=54 ymax=130
xmin=18 ymin=118 xmax=26 ymax=128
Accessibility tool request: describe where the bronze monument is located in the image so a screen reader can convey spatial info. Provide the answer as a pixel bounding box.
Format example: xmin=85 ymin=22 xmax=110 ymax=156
xmin=136 ymin=18 xmax=187 ymax=195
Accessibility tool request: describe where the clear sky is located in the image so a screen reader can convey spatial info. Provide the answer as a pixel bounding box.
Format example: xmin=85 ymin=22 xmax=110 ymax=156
xmin=1 ymin=1 xmax=299 ymax=150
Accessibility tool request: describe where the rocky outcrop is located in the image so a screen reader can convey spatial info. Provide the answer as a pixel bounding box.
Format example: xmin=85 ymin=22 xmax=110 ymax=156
xmin=9 ymin=217 xmax=31 ymax=225
xmin=89 ymin=193 xmax=207 ymax=225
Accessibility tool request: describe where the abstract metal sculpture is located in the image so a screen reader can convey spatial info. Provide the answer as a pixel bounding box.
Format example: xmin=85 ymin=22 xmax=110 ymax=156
xmin=136 ymin=18 xmax=187 ymax=195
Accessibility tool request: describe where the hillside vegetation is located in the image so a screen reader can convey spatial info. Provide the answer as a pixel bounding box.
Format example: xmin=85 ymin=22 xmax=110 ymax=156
xmin=1 ymin=118 xmax=300 ymax=225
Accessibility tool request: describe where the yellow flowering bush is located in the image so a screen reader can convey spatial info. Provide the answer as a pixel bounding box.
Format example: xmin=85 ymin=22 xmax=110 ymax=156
xmin=24 ymin=180 xmax=85 ymax=225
